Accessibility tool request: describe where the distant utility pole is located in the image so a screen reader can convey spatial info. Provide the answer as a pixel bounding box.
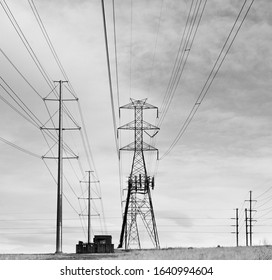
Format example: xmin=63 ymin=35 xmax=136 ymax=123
xmin=79 ymin=171 xmax=100 ymax=244
xmin=245 ymin=208 xmax=248 ymax=246
xmin=41 ymin=80 xmax=79 ymax=254
xmin=245 ymin=190 xmax=257 ymax=246
xmin=231 ymin=208 xmax=239 ymax=247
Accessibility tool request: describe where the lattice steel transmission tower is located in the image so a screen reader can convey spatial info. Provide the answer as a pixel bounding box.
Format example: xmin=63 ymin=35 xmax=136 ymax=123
xmin=118 ymin=98 xmax=160 ymax=249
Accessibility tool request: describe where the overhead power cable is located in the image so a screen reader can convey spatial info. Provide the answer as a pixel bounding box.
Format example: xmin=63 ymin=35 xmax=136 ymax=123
xmin=112 ymin=0 xmax=120 ymax=110
xmin=28 ymin=0 xmax=106 ymax=232
xmin=0 ymin=75 xmax=77 ymax=159
xmin=28 ymin=0 xmax=104 ymax=180
xmin=0 ymin=48 xmax=43 ymax=99
xmin=255 ymin=186 xmax=272 ymax=200
xmin=255 ymin=196 xmax=272 ymax=210
xmin=160 ymin=0 xmax=255 ymax=160
xmin=150 ymin=0 xmax=206 ymax=174
xmin=0 ymin=76 xmax=44 ymax=127
xmin=0 ymin=136 xmax=41 ymax=158
xmin=129 ymin=0 xmax=133 ymax=98
xmin=158 ymin=0 xmax=207 ymax=127
xmin=0 ymin=49 xmax=78 ymax=160
xmin=0 ymin=0 xmax=53 ymax=89
xmin=1 ymin=1 xmax=79 ymax=141
xmin=28 ymin=0 xmax=100 ymax=179
xmin=0 ymin=91 xmax=38 ymax=128
xmin=27 ymin=0 xmax=77 ymax=99
xmin=101 ymin=0 xmax=119 ymax=156
xmin=1 ymin=0 xmax=106 ymax=236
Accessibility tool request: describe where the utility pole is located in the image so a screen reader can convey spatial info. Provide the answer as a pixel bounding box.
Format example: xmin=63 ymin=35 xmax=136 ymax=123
xmin=79 ymin=171 xmax=100 ymax=244
xmin=245 ymin=190 xmax=257 ymax=246
xmin=87 ymin=171 xmax=92 ymax=244
xmin=245 ymin=208 xmax=248 ymax=246
xmin=118 ymin=98 xmax=160 ymax=249
xmin=231 ymin=208 xmax=239 ymax=247
xmin=56 ymin=80 xmax=65 ymax=254
xmin=41 ymin=80 xmax=79 ymax=254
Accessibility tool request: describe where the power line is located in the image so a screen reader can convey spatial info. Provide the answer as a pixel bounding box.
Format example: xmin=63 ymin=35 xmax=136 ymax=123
xmin=1 ymin=45 xmax=94 ymax=176
xmin=0 ymin=3 xmax=80 ymax=160
xmin=0 ymin=77 xmax=77 ymax=158
xmin=101 ymin=0 xmax=119 ymax=156
xmin=158 ymin=0 xmax=195 ymax=126
xmin=0 ymin=136 xmax=41 ymax=158
xmin=255 ymin=186 xmax=272 ymax=200
xmin=0 ymin=0 xmax=53 ymax=89
xmin=112 ymin=0 xmax=120 ymax=110
xmin=28 ymin=0 xmax=77 ymax=99
xmin=0 ymin=76 xmax=42 ymax=129
xmin=0 ymin=91 xmax=38 ymax=128
xmin=129 ymin=0 xmax=133 ymax=98
xmin=15 ymin=0 xmax=105 ymax=234
xmin=1 ymin=1 xmax=79 ymax=148
xmin=159 ymin=0 xmax=207 ymax=127
xmin=255 ymin=195 xmax=272 ymax=209
xmin=152 ymin=0 xmax=206 ymax=175
xmin=0 ymin=48 xmax=43 ymax=99
xmin=111 ymin=1 xmax=123 ymax=216
xmin=160 ymin=0 xmax=255 ymax=160
xmin=27 ymin=0 xmax=103 ymax=186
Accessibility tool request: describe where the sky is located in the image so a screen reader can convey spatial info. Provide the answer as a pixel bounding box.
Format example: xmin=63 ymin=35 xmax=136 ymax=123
xmin=0 ymin=0 xmax=272 ymax=254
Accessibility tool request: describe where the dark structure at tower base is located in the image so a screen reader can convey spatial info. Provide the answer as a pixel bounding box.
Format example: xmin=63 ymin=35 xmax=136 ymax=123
xmin=76 ymin=235 xmax=114 ymax=253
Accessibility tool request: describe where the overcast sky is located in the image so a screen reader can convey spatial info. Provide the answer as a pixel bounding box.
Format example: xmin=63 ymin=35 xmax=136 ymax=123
xmin=0 ymin=0 xmax=272 ymax=254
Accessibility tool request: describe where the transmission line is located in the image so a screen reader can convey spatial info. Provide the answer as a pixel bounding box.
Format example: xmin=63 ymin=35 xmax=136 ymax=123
xmin=129 ymin=0 xmax=133 ymax=98
xmin=158 ymin=0 xmax=207 ymax=127
xmin=0 ymin=50 xmax=78 ymax=159
xmin=0 ymin=0 xmax=53 ymax=89
xmin=0 ymin=136 xmax=41 ymax=158
xmin=0 ymin=76 xmax=42 ymax=129
xmin=150 ymin=0 xmax=206 ymax=174
xmin=0 ymin=48 xmax=43 ymax=99
xmin=160 ymin=0 xmax=255 ymax=160
xmin=101 ymin=0 xmax=119 ymax=156
xmin=28 ymin=0 xmax=77 ymax=99
xmin=28 ymin=0 xmax=105 ymax=183
xmin=255 ymin=186 xmax=272 ymax=200
xmin=1 ymin=0 xmax=80 ymax=141
xmin=1 ymin=0 xmax=108 ymax=238
xmin=112 ymin=0 xmax=120 ymax=110
xmin=27 ymin=0 xmax=103 ymax=184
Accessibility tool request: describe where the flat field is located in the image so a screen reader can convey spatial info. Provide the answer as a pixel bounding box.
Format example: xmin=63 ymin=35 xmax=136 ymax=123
xmin=0 ymin=246 xmax=271 ymax=260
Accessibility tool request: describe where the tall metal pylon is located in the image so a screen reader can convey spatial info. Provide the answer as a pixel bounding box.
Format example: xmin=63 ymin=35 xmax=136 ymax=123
xmin=41 ymin=80 xmax=79 ymax=254
xmin=117 ymin=98 xmax=160 ymax=249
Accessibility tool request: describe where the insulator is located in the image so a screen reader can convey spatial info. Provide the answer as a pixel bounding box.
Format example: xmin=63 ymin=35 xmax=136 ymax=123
xmin=128 ymin=177 xmax=132 ymax=190
xmin=139 ymin=174 xmax=142 ymax=188
xmin=144 ymin=176 xmax=148 ymax=191
xmin=134 ymin=175 xmax=137 ymax=191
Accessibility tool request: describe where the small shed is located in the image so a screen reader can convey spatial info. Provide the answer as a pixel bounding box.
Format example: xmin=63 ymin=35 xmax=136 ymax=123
xmin=76 ymin=235 xmax=114 ymax=254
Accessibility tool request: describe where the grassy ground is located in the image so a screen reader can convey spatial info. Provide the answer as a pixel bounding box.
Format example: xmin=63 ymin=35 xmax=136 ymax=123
xmin=0 ymin=245 xmax=271 ymax=260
